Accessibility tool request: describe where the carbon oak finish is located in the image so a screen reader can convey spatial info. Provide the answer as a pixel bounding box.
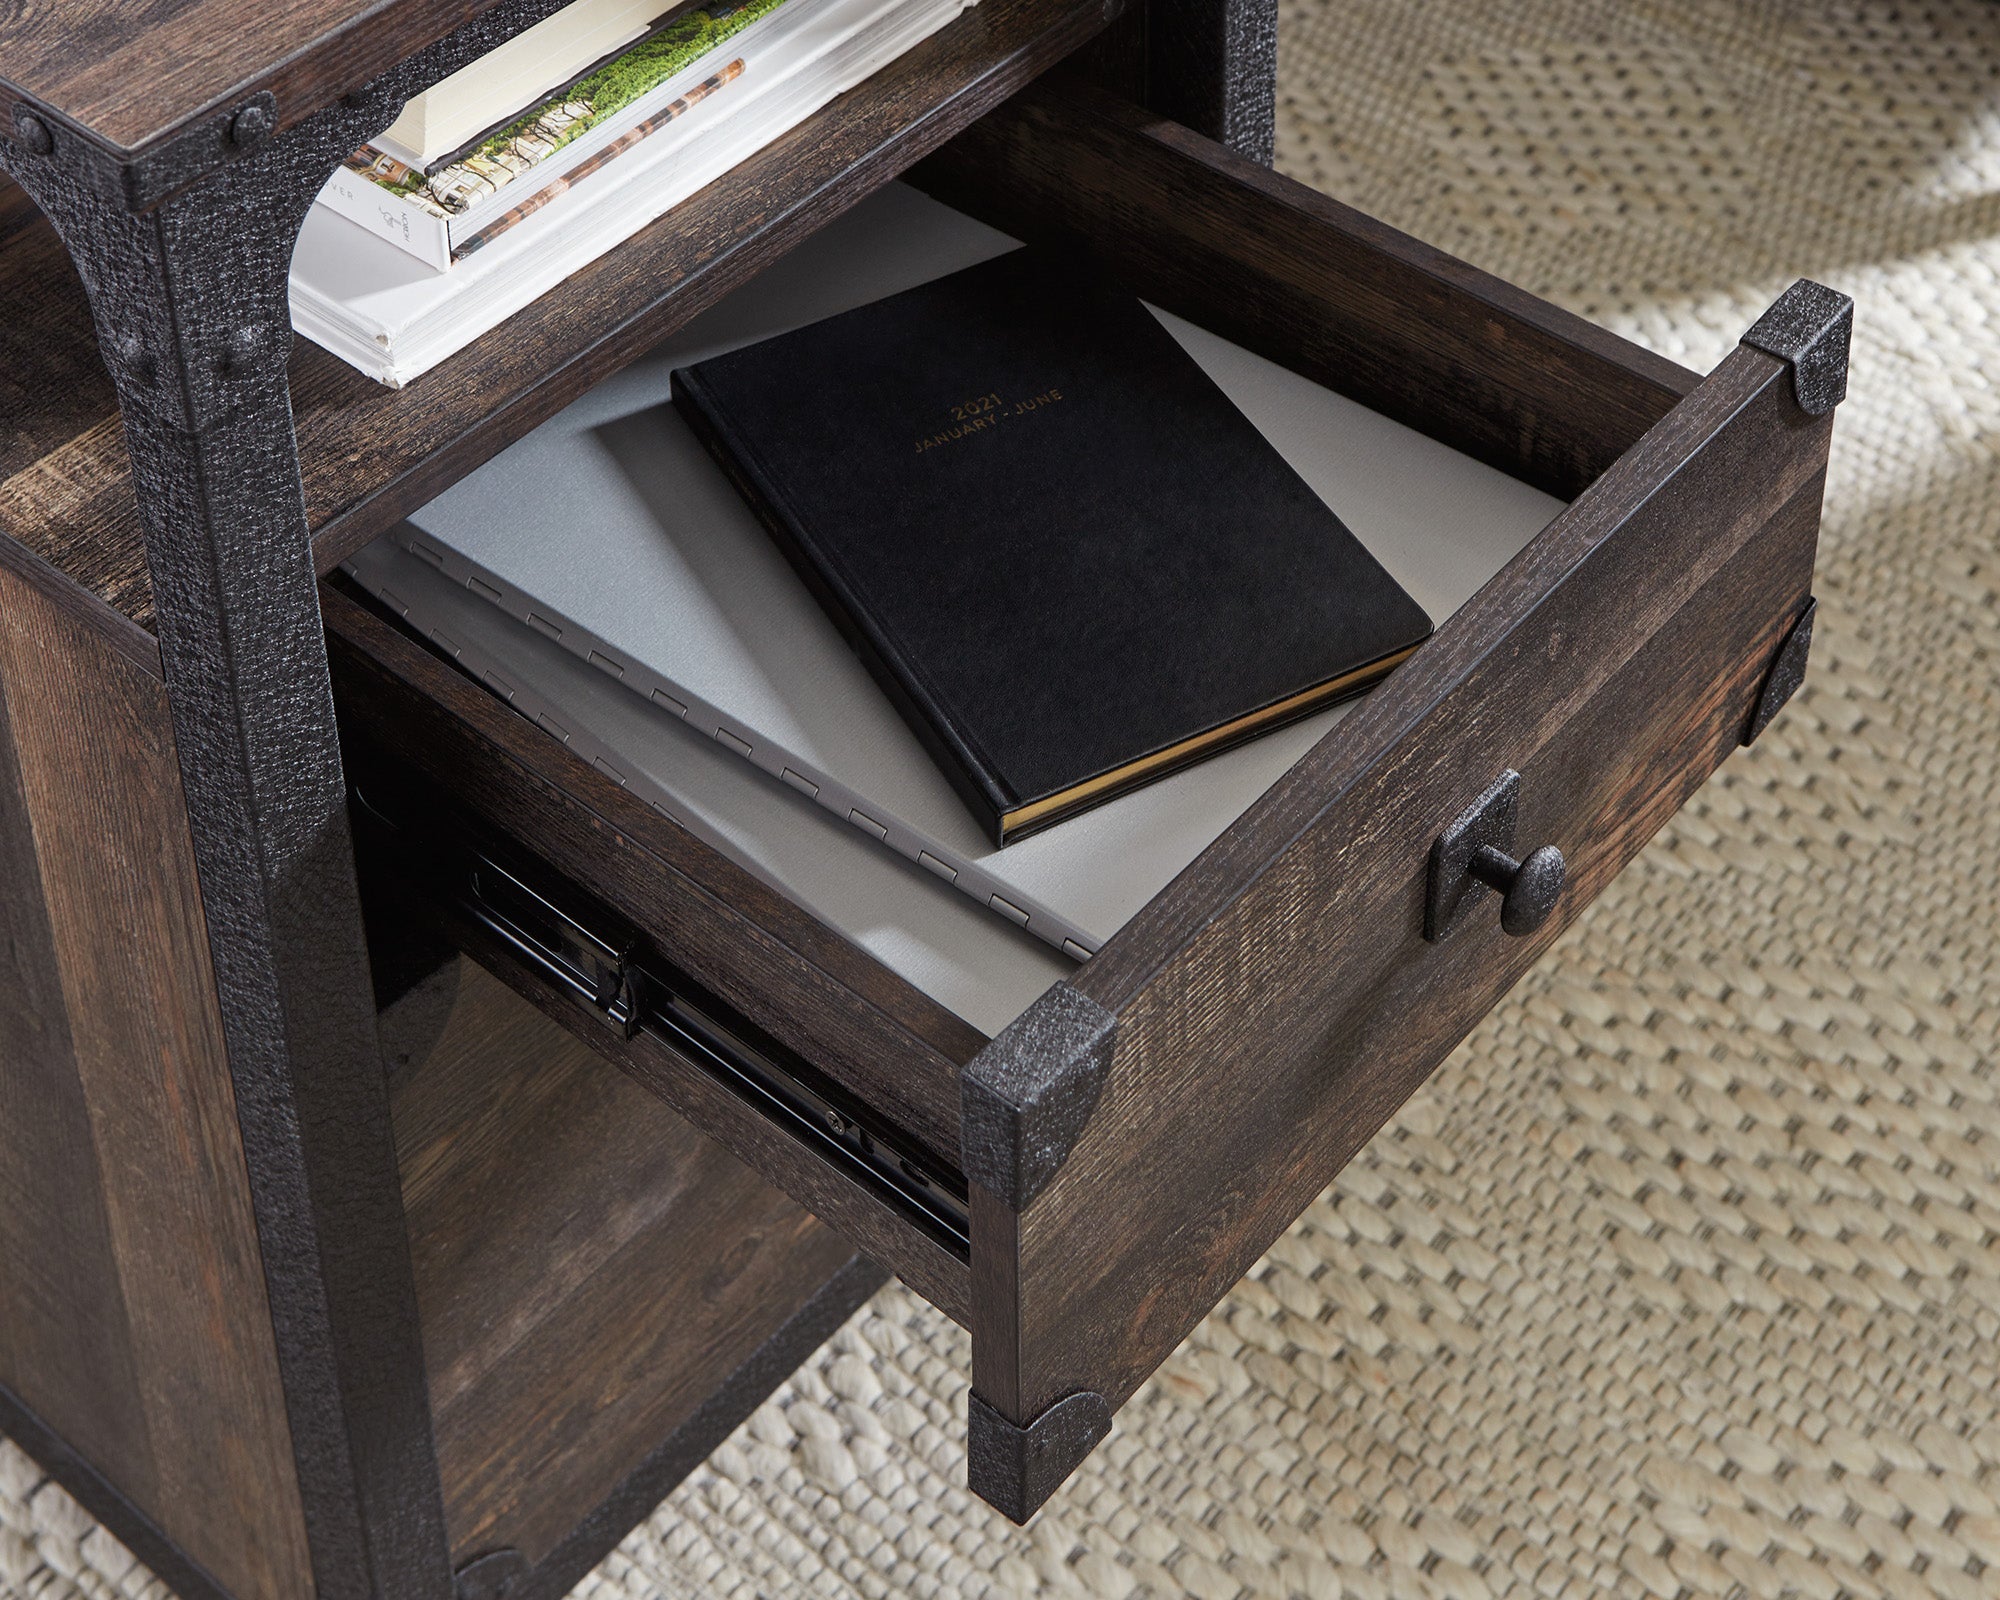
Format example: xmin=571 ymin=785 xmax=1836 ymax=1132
xmin=0 ymin=0 xmax=1835 ymax=1572
xmin=971 ymin=354 xmax=1824 ymax=1488
xmin=2 ymin=82 xmax=471 ymax=1600
xmin=384 ymin=958 xmax=879 ymax=1583
xmin=0 ymin=541 xmax=313 ymax=1600
xmin=1 ymin=4 xmax=1148 ymax=1589
xmin=320 ymin=81 xmax=1840 ymax=1522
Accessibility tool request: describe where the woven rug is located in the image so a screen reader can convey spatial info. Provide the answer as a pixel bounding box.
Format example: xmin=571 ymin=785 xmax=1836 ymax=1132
xmin=7 ymin=2 xmax=1999 ymax=1596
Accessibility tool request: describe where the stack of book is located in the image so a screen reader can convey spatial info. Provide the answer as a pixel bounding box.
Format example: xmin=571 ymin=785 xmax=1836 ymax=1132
xmin=295 ymin=0 xmax=977 ymax=385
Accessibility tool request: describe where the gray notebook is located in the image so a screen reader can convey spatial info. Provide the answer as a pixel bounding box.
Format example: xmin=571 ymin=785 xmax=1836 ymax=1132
xmin=350 ymin=182 xmax=1562 ymax=955
xmin=348 ymin=535 xmax=1072 ymax=1037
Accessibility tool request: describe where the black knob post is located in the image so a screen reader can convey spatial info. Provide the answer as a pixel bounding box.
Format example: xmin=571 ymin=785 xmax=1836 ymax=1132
xmin=1466 ymin=843 xmax=1566 ymax=936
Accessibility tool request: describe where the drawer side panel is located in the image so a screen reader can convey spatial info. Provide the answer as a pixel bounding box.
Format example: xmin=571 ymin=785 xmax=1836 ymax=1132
xmin=915 ymin=81 xmax=1698 ymax=501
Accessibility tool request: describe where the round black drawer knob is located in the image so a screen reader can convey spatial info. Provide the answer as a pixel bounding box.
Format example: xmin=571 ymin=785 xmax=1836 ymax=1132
xmin=1466 ymin=843 xmax=1566 ymax=936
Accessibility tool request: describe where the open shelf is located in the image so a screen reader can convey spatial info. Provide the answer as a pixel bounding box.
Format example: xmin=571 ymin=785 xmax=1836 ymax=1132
xmin=384 ymin=954 xmax=870 ymax=1575
xmin=0 ymin=0 xmax=1109 ymax=634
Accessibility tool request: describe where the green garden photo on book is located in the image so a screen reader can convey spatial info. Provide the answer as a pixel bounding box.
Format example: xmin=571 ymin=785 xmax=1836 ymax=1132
xmin=347 ymin=0 xmax=793 ymax=221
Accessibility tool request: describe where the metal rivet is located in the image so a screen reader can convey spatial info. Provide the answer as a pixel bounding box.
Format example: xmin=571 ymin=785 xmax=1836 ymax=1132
xmin=229 ymin=101 xmax=272 ymax=147
xmin=111 ymin=332 xmax=155 ymax=386
xmin=220 ymin=323 xmax=264 ymax=376
xmin=11 ymin=108 xmax=53 ymax=156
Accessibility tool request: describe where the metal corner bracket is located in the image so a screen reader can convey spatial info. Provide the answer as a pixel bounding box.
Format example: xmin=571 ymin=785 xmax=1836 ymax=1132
xmin=1741 ymin=280 xmax=1853 ymax=417
xmin=968 ymin=1389 xmax=1113 ymax=1523
xmin=1743 ymin=597 xmax=1817 ymax=746
xmin=960 ymin=985 xmax=1118 ymax=1211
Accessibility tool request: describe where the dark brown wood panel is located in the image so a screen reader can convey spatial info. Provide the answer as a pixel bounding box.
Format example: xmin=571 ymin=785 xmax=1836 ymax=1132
xmin=981 ymin=346 xmax=1827 ymax=1432
xmin=915 ymin=80 xmax=1699 ymax=501
xmin=387 ymin=958 xmax=863 ymax=1566
xmin=457 ymin=925 xmax=974 ymax=1323
xmin=0 ymin=182 xmax=152 ymax=629
xmin=0 ymin=0 xmax=1112 ymax=632
xmin=0 ymin=588 xmax=151 ymax=1529
xmin=0 ymin=548 xmax=314 ymax=1600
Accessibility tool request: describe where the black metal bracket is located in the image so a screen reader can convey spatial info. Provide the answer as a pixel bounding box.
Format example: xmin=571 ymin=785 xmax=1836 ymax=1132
xmin=1741 ymin=280 xmax=1853 ymax=417
xmin=1147 ymin=0 xmax=1278 ymax=164
xmin=3 ymin=89 xmax=285 ymax=215
xmin=960 ymin=985 xmax=1118 ymax=1210
xmin=454 ymin=1550 xmax=530 ymax=1600
xmin=1743 ymin=597 xmax=1817 ymax=745
xmin=1426 ymin=771 xmax=1519 ymax=941
xmin=967 ymin=1389 xmax=1113 ymax=1524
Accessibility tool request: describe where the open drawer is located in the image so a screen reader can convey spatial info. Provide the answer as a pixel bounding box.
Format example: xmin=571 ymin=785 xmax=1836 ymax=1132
xmin=324 ymin=78 xmax=1842 ymax=1522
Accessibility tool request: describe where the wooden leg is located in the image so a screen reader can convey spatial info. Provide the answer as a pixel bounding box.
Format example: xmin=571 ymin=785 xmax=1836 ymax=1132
xmin=1 ymin=106 xmax=460 ymax=1600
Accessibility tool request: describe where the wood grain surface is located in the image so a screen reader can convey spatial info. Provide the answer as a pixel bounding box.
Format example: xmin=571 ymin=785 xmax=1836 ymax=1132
xmin=0 ymin=0 xmax=559 ymax=154
xmin=914 ymin=81 xmax=1699 ymax=501
xmin=386 ymin=958 xmax=864 ymax=1568
xmin=452 ymin=921 xmax=974 ymax=1325
xmin=0 ymin=0 xmax=1112 ymax=633
xmin=0 ymin=544 xmax=314 ymax=1600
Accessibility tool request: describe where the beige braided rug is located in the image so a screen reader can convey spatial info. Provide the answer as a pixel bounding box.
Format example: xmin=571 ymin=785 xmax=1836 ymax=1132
xmin=7 ymin=2 xmax=1999 ymax=1596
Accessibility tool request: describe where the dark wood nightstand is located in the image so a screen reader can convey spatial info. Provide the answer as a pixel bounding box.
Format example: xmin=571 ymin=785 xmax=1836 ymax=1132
xmin=0 ymin=4 xmax=1836 ymax=1596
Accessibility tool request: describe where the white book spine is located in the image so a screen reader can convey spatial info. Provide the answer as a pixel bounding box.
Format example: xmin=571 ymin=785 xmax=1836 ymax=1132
xmin=315 ymin=167 xmax=453 ymax=273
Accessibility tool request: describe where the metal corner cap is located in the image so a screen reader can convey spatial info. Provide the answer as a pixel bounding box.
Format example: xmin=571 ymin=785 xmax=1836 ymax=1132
xmin=960 ymin=985 xmax=1117 ymax=1210
xmin=968 ymin=1389 xmax=1113 ymax=1523
xmin=1742 ymin=279 xmax=1853 ymax=417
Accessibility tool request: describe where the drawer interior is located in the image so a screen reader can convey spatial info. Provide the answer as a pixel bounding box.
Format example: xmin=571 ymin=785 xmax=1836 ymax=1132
xmin=343 ymin=174 xmax=1566 ymax=996
xmin=328 ymin=77 xmax=1834 ymax=1523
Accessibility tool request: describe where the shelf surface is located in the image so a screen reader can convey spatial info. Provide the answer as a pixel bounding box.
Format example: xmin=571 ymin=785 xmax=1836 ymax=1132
xmin=387 ymin=956 xmax=861 ymax=1570
xmin=0 ymin=0 xmax=1103 ymax=633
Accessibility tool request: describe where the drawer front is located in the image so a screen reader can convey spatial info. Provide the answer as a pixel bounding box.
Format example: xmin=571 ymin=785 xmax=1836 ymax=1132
xmin=963 ymin=348 xmax=1825 ymax=1515
xmin=926 ymin=85 xmax=1839 ymax=1520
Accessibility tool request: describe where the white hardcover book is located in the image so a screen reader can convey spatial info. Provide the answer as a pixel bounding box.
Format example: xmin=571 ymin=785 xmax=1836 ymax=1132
xmin=315 ymin=0 xmax=792 ymax=271
xmin=345 ymin=185 xmax=1565 ymax=954
xmin=316 ymin=162 xmax=457 ymax=271
xmin=374 ymin=0 xmax=669 ymax=169
xmin=290 ymin=0 xmax=974 ymax=385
